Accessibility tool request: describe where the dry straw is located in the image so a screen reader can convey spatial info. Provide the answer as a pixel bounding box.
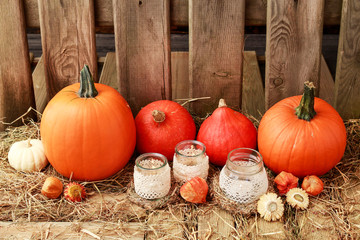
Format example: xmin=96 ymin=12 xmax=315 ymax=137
xmin=0 ymin=118 xmax=359 ymax=239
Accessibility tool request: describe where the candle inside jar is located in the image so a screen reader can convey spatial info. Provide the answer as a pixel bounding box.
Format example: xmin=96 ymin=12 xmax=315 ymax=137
xmin=138 ymin=158 xmax=164 ymax=169
xmin=177 ymin=145 xmax=204 ymax=166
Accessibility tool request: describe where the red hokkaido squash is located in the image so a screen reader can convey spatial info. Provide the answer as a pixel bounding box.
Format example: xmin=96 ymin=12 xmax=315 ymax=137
xmin=258 ymin=82 xmax=346 ymax=177
xmin=197 ymin=99 xmax=257 ymax=166
xmin=40 ymin=65 xmax=136 ymax=181
xmin=135 ymin=100 xmax=196 ymax=160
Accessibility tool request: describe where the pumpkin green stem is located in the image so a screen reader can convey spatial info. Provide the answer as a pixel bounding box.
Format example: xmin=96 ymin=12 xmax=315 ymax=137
xmin=295 ymin=81 xmax=316 ymax=121
xmin=78 ymin=65 xmax=98 ymax=98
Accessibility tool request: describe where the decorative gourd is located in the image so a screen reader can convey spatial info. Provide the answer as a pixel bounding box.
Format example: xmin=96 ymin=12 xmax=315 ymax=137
xmin=180 ymin=177 xmax=208 ymax=203
xmin=197 ymin=99 xmax=257 ymax=166
xmin=301 ymin=175 xmax=324 ymax=196
xmin=135 ymin=100 xmax=196 ymax=160
xmin=41 ymin=177 xmax=63 ymax=199
xmin=64 ymin=182 xmax=86 ymax=202
xmin=40 ymin=65 xmax=136 ymax=181
xmin=8 ymin=139 xmax=48 ymax=172
xmin=274 ymin=171 xmax=299 ymax=195
xmin=258 ymin=82 xmax=347 ymax=177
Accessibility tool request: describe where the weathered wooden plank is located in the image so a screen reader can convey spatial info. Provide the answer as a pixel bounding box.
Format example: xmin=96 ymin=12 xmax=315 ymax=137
xmin=32 ymin=56 xmax=48 ymax=113
xmin=189 ymin=0 xmax=245 ymax=116
xmin=248 ymin=217 xmax=286 ymax=239
xmin=265 ymin=0 xmax=325 ymax=109
xmin=0 ymin=0 xmax=36 ymax=131
xmin=334 ymin=0 xmax=360 ymax=119
xmin=319 ymin=55 xmax=335 ymax=106
xmin=341 ymin=167 xmax=360 ymax=238
xmin=113 ymin=0 xmax=171 ymax=114
xmin=242 ymin=51 xmax=265 ymax=119
xmin=23 ymin=0 xmax=342 ymax=29
xmin=172 ymin=52 xmax=190 ymax=101
xmin=198 ymin=208 xmax=234 ymax=240
xmin=38 ymin=0 xmax=97 ymax=99
xmin=146 ymin=208 xmax=184 ymax=239
xmin=297 ymin=202 xmax=338 ymax=240
xmin=99 ymin=52 xmax=118 ymax=91
xmin=0 ymin=221 xmax=145 ymax=239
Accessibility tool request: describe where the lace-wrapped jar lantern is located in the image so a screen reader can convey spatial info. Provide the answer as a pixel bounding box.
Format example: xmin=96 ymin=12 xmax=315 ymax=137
xmin=173 ymin=140 xmax=209 ymax=184
xmin=219 ymin=148 xmax=268 ymax=204
xmin=134 ymin=153 xmax=171 ymax=199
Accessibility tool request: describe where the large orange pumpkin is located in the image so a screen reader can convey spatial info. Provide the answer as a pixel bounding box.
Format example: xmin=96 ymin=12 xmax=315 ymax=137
xmin=40 ymin=65 xmax=136 ymax=181
xmin=258 ymin=82 xmax=346 ymax=177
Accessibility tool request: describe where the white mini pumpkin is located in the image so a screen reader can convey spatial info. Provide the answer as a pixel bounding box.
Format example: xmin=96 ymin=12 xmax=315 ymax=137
xmin=8 ymin=139 xmax=48 ymax=172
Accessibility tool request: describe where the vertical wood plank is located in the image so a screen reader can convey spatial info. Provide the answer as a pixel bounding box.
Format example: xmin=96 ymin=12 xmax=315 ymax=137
xmin=99 ymin=52 xmax=118 ymax=91
xmin=0 ymin=0 xmax=36 ymax=131
xmin=319 ymin=55 xmax=335 ymax=106
xmin=265 ymin=0 xmax=325 ymax=109
xmin=113 ymin=0 xmax=171 ymax=115
xmin=242 ymin=51 xmax=265 ymax=119
xmin=38 ymin=0 xmax=97 ymax=100
xmin=189 ymin=0 xmax=245 ymax=117
xmin=334 ymin=0 xmax=360 ymax=119
xmin=172 ymin=52 xmax=190 ymax=100
xmin=32 ymin=56 xmax=48 ymax=113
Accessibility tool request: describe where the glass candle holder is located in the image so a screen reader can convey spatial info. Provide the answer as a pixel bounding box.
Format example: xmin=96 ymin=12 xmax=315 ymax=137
xmin=173 ymin=140 xmax=209 ymax=184
xmin=134 ymin=153 xmax=171 ymax=200
xmin=219 ymin=148 xmax=268 ymax=204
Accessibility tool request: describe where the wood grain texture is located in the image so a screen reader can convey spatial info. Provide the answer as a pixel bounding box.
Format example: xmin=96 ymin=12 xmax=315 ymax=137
xmin=334 ymin=0 xmax=360 ymax=119
xmin=189 ymin=0 xmax=245 ymax=116
xmin=147 ymin=209 xmax=184 ymax=239
xmin=0 ymin=0 xmax=36 ymax=131
xmin=249 ymin=218 xmax=286 ymax=239
xmin=38 ymin=0 xmax=97 ymax=99
xmin=23 ymin=0 xmax=342 ymax=29
xmin=265 ymin=0 xmax=324 ymax=109
xmin=171 ymin=52 xmax=190 ymax=101
xmin=0 ymin=221 xmax=145 ymax=239
xmin=32 ymin=56 xmax=48 ymax=112
xmin=297 ymin=202 xmax=337 ymax=240
xmin=197 ymin=208 xmax=234 ymax=240
xmin=113 ymin=0 xmax=171 ymax=114
xmin=99 ymin=52 xmax=118 ymax=91
xmin=242 ymin=51 xmax=265 ymax=119
xmin=319 ymin=55 xmax=335 ymax=106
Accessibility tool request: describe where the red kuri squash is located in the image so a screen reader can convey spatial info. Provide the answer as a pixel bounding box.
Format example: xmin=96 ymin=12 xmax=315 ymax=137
xmin=258 ymin=82 xmax=346 ymax=177
xmin=197 ymin=99 xmax=257 ymax=166
xmin=40 ymin=65 xmax=136 ymax=181
xmin=135 ymin=100 xmax=196 ymax=160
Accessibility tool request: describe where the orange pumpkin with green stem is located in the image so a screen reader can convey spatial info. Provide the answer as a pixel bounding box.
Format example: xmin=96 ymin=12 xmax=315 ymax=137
xmin=258 ymin=82 xmax=346 ymax=177
xmin=40 ymin=65 xmax=136 ymax=181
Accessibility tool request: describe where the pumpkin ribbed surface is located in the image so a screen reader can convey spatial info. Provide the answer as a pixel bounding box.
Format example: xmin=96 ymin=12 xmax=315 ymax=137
xmin=258 ymin=95 xmax=346 ymax=177
xmin=197 ymin=99 xmax=257 ymax=166
xmin=41 ymin=82 xmax=136 ymax=181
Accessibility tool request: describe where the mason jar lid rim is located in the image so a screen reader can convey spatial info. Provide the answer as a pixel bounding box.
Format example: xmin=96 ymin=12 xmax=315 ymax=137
xmin=135 ymin=152 xmax=168 ymax=170
xmin=175 ymin=140 xmax=206 ymax=158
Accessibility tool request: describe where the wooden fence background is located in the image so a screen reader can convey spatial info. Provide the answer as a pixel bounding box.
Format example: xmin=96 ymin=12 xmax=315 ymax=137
xmin=0 ymin=0 xmax=359 ymax=132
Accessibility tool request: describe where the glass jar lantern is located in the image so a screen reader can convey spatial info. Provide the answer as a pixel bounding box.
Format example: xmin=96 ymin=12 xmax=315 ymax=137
xmin=219 ymin=148 xmax=268 ymax=204
xmin=134 ymin=153 xmax=171 ymax=200
xmin=173 ymin=140 xmax=209 ymax=184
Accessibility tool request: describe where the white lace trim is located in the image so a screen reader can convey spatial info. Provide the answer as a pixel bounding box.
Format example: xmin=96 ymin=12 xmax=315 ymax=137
xmin=173 ymin=153 xmax=209 ymax=184
xmin=134 ymin=164 xmax=171 ymax=199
